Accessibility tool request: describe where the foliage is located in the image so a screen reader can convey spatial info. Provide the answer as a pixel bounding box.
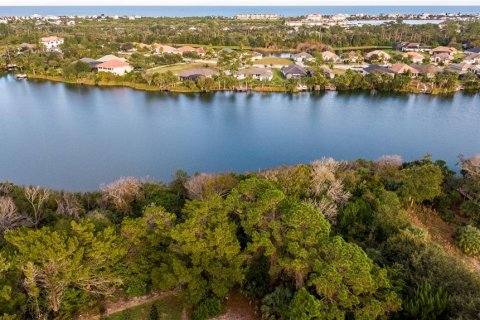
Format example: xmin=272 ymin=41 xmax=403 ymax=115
xmin=403 ymin=281 xmax=448 ymax=320
xmin=457 ymin=225 xmax=480 ymax=257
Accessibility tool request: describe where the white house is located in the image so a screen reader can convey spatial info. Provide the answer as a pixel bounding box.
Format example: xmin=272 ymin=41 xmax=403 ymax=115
xmin=235 ymin=67 xmax=273 ymax=81
xmin=321 ymin=51 xmax=341 ymax=63
xmin=96 ymin=60 xmax=133 ymax=76
xmin=292 ymin=52 xmax=315 ymax=64
xmin=40 ymin=36 xmax=64 ymax=51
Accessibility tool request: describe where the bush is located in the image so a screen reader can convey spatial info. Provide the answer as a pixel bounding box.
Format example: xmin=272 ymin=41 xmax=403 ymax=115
xmin=191 ymin=297 xmax=223 ymax=320
xmin=260 ymin=287 xmax=293 ymax=320
xmin=457 ymin=225 xmax=480 ymax=256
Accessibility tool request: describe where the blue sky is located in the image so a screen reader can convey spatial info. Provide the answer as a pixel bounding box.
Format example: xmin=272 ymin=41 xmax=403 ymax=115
xmin=2 ymin=1 xmax=479 ymax=5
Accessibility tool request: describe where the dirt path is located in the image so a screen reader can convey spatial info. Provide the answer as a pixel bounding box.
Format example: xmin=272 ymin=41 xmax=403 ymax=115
xmin=78 ymin=291 xmax=176 ymax=320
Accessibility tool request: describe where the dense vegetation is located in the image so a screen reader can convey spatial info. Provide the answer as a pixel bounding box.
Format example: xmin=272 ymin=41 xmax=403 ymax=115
xmin=1 ymin=154 xmax=480 ymax=319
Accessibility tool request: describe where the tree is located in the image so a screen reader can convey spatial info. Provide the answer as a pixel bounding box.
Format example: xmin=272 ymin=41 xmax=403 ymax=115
xmin=4 ymin=221 xmax=126 ymax=318
xmin=404 ymin=281 xmax=448 ymax=320
xmin=23 ymin=186 xmax=51 ymax=228
xmin=399 ymin=160 xmax=443 ymax=205
xmin=0 ymin=197 xmax=28 ymax=233
xmin=457 ymin=225 xmax=480 ymax=257
xmin=101 ymin=177 xmax=143 ymax=214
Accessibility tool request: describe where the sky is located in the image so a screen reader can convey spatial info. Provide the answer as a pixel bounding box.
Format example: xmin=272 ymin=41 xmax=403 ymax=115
xmin=1 ymin=0 xmax=479 ymax=6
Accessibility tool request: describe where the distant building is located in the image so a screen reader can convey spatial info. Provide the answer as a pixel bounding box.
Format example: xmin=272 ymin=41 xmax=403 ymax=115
xmin=410 ymin=64 xmax=440 ymax=78
xmin=431 ymin=46 xmax=458 ymax=56
xmin=321 ymin=51 xmax=341 ymax=63
xmin=292 ymin=52 xmax=314 ymax=64
xmin=466 ymin=47 xmax=480 ymax=54
xmin=397 ymin=42 xmax=432 ymax=53
xmin=235 ymin=14 xmax=279 ymax=20
xmin=389 ymin=63 xmax=420 ymax=77
xmin=403 ymin=52 xmax=425 ymax=64
xmin=282 ymin=64 xmax=309 ymax=79
xmin=97 ymin=55 xmax=127 ymax=63
xmin=463 ymin=53 xmax=480 ymax=64
xmin=365 ymin=50 xmax=391 ymax=62
xmin=177 ymin=68 xmax=218 ymax=81
xmin=40 ymin=36 xmax=64 ymax=51
xmin=154 ymin=44 xmax=179 ymax=54
xmin=96 ymin=60 xmax=133 ymax=76
xmin=432 ymin=53 xmax=454 ymax=64
xmin=363 ymin=65 xmax=395 ymax=76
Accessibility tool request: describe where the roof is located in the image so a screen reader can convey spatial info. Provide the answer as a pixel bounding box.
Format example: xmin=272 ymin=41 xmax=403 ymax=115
xmin=292 ymin=52 xmax=313 ymax=59
xmin=363 ymin=65 xmax=395 ymax=75
xmin=464 ymin=53 xmax=480 ymax=61
xmin=466 ymin=47 xmax=480 ymax=54
xmin=97 ymin=55 xmax=126 ymax=62
xmin=237 ymin=67 xmax=273 ymax=77
xmin=433 ymin=52 xmax=454 ymax=60
xmin=410 ymin=64 xmax=440 ymax=75
xmin=322 ymin=51 xmax=340 ymax=59
xmin=79 ymin=57 xmax=97 ymax=63
xmin=432 ymin=46 xmax=457 ymax=54
xmin=404 ymin=52 xmax=424 ymax=60
xmin=97 ymin=60 xmax=131 ymax=68
xmin=445 ymin=63 xmax=470 ymax=73
xmin=176 ymin=46 xmax=197 ymax=53
xmin=365 ymin=50 xmax=391 ymax=59
xmin=177 ymin=68 xmax=218 ymax=77
xmin=40 ymin=36 xmax=63 ymax=42
xmin=390 ymin=63 xmax=419 ymax=74
xmin=155 ymin=45 xmax=177 ymax=53
xmin=282 ymin=64 xmax=307 ymax=75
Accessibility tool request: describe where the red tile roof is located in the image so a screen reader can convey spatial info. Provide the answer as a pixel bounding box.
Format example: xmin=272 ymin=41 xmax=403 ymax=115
xmin=97 ymin=59 xmax=130 ymax=68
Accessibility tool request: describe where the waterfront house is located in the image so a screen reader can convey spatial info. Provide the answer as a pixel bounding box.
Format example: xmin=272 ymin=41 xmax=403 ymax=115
xmin=365 ymin=50 xmax=391 ymax=62
xmin=432 ymin=53 xmax=454 ymax=65
xmin=78 ymin=57 xmax=102 ymax=69
xmin=321 ymin=51 xmax=341 ymax=63
xmin=410 ymin=64 xmax=440 ymax=78
xmin=96 ymin=60 xmax=133 ymax=76
xmin=317 ymin=65 xmax=335 ymax=79
xmin=235 ymin=67 xmax=273 ymax=81
xmin=248 ymin=51 xmax=263 ymax=61
xmin=389 ymin=63 xmax=420 ymax=77
xmin=463 ymin=53 xmax=480 ymax=65
xmin=177 ymin=68 xmax=218 ymax=81
xmin=282 ymin=64 xmax=309 ymax=79
xmin=40 ymin=36 xmax=64 ymax=51
xmin=432 ymin=46 xmax=458 ymax=56
xmin=445 ymin=63 xmax=471 ymax=75
xmin=403 ymin=52 xmax=425 ymax=64
xmin=292 ymin=52 xmax=315 ymax=64
xmin=362 ymin=65 xmax=395 ymax=77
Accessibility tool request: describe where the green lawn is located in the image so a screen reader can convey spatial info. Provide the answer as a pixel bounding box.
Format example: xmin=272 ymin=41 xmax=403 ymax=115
xmin=105 ymin=295 xmax=183 ymax=320
xmin=146 ymin=62 xmax=217 ymax=75
xmin=254 ymin=57 xmax=292 ymax=66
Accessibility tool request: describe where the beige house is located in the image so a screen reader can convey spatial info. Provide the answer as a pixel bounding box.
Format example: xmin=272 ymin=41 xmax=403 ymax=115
xmin=235 ymin=67 xmax=273 ymax=81
xmin=40 ymin=36 xmax=64 ymax=51
xmin=321 ymin=51 xmax=341 ymax=63
xmin=96 ymin=60 xmax=133 ymax=76
xmin=389 ymin=63 xmax=420 ymax=77
xmin=403 ymin=52 xmax=425 ymax=64
xmin=365 ymin=50 xmax=391 ymax=62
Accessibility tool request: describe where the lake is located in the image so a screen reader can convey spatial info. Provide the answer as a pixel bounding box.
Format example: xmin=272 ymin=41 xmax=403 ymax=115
xmin=0 ymin=75 xmax=479 ymax=191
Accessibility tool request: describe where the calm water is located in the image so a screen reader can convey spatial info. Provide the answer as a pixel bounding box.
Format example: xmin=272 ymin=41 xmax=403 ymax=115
xmin=0 ymin=6 xmax=479 ymax=17
xmin=0 ymin=75 xmax=479 ymax=191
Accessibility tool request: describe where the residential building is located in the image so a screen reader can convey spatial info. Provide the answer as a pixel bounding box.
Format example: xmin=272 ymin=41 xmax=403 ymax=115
xmin=321 ymin=51 xmax=341 ymax=63
xmin=248 ymin=51 xmax=263 ymax=61
xmin=235 ymin=14 xmax=279 ymax=20
xmin=282 ymin=64 xmax=309 ymax=79
xmin=410 ymin=64 xmax=440 ymax=78
xmin=432 ymin=53 xmax=454 ymax=64
xmin=365 ymin=50 xmax=391 ymax=62
xmin=362 ymin=65 xmax=395 ymax=77
xmin=389 ymin=63 xmax=420 ymax=77
xmin=464 ymin=53 xmax=480 ymax=64
xmin=154 ymin=44 xmax=178 ymax=54
xmin=399 ymin=42 xmax=432 ymax=53
xmin=177 ymin=68 xmax=218 ymax=81
xmin=445 ymin=63 xmax=471 ymax=75
xmin=431 ymin=46 xmax=458 ymax=56
xmin=235 ymin=67 xmax=273 ymax=81
xmin=97 ymin=55 xmax=127 ymax=63
xmin=403 ymin=52 xmax=425 ymax=64
xmin=466 ymin=47 xmax=480 ymax=54
xmin=292 ymin=52 xmax=314 ymax=64
xmin=40 ymin=36 xmax=64 ymax=51
xmin=317 ymin=65 xmax=335 ymax=79
xmin=96 ymin=60 xmax=133 ymax=76
xmin=342 ymin=51 xmax=360 ymax=63
xmin=78 ymin=57 xmax=102 ymax=69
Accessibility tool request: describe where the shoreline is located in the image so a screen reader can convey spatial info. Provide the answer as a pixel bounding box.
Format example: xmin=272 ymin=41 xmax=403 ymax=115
xmin=23 ymin=73 xmax=472 ymax=95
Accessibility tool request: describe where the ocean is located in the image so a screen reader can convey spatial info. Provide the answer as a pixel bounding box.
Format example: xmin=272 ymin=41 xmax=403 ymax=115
xmin=0 ymin=6 xmax=479 ymax=17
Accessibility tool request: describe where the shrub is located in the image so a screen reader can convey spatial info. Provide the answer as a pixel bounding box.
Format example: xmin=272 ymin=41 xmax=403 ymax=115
xmin=191 ymin=297 xmax=223 ymax=320
xmin=457 ymin=225 xmax=480 ymax=256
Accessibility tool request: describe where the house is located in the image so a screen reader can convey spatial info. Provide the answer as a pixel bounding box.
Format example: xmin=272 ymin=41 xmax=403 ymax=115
xmin=463 ymin=53 xmax=480 ymax=65
xmin=97 ymin=55 xmax=127 ymax=63
xmin=96 ymin=60 xmax=133 ymax=76
xmin=342 ymin=51 xmax=360 ymax=63
xmin=40 ymin=36 xmax=64 ymax=51
xmin=317 ymin=65 xmax=335 ymax=79
xmin=235 ymin=67 xmax=273 ymax=81
xmin=78 ymin=57 xmax=102 ymax=69
xmin=432 ymin=53 xmax=454 ymax=65
xmin=177 ymin=68 xmax=218 ymax=81
xmin=389 ymin=63 xmax=420 ymax=77
xmin=365 ymin=50 xmax=391 ymax=62
xmin=176 ymin=46 xmax=197 ymax=54
xmin=282 ymin=64 xmax=309 ymax=79
xmin=431 ymin=46 xmax=458 ymax=56
xmin=403 ymin=52 xmax=425 ymax=64
xmin=400 ymin=43 xmax=432 ymax=53
xmin=362 ymin=65 xmax=395 ymax=77
xmin=154 ymin=44 xmax=178 ymax=54
xmin=292 ymin=52 xmax=314 ymax=64
xmin=469 ymin=65 xmax=480 ymax=76
xmin=321 ymin=51 xmax=341 ymax=63
xmin=445 ymin=63 xmax=470 ymax=75
xmin=410 ymin=64 xmax=440 ymax=78
xmin=466 ymin=47 xmax=480 ymax=54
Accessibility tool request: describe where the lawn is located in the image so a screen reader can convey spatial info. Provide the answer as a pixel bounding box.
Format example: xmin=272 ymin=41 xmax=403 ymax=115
xmin=254 ymin=57 xmax=292 ymax=66
xmin=105 ymin=295 xmax=183 ymax=320
xmin=146 ymin=62 xmax=217 ymax=75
